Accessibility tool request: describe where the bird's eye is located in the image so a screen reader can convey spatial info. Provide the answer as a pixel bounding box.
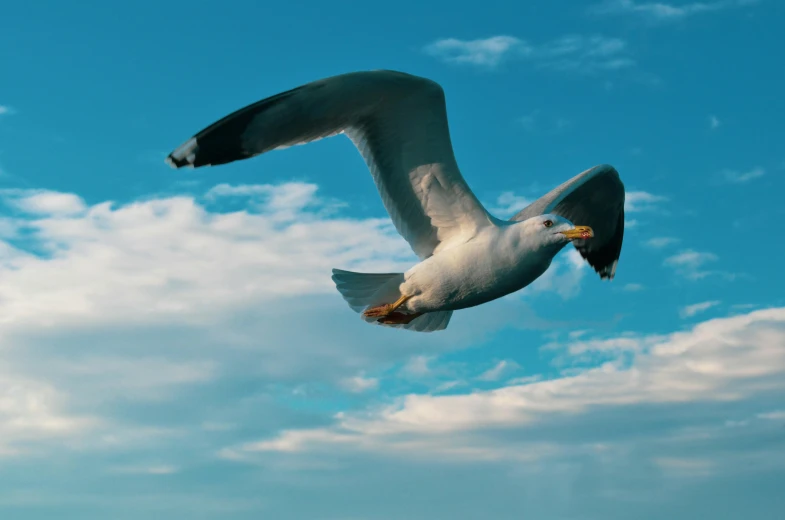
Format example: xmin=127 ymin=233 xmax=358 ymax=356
xmin=543 ymin=220 xmax=553 ymax=228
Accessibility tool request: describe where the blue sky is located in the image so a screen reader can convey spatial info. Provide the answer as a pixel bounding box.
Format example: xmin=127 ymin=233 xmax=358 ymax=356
xmin=1 ymin=0 xmax=784 ymax=518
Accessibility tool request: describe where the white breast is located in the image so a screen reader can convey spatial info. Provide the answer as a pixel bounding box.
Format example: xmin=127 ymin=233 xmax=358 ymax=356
xmin=401 ymin=224 xmax=560 ymax=312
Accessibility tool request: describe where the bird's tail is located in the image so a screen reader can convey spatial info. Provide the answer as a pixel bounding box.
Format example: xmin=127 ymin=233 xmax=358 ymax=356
xmin=331 ymin=269 xmax=451 ymax=333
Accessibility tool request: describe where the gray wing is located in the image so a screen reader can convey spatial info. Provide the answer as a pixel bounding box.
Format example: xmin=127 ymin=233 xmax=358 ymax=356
xmin=165 ymin=70 xmax=492 ymax=259
xmin=510 ymin=164 xmax=625 ymax=279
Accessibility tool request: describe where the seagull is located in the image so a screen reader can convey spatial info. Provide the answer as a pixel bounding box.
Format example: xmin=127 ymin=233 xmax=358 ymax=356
xmin=166 ymin=70 xmax=625 ymax=333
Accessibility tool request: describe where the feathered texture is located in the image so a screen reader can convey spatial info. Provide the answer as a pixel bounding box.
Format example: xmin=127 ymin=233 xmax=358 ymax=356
xmin=166 ymin=70 xmax=492 ymax=261
xmin=164 ymin=70 xmax=626 ymax=333
xmin=331 ymin=269 xmax=451 ymax=332
xmin=510 ymin=164 xmax=625 ymax=279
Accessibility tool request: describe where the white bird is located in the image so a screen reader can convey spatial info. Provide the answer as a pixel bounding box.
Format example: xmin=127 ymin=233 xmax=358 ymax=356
xmin=166 ymin=70 xmax=625 ymax=333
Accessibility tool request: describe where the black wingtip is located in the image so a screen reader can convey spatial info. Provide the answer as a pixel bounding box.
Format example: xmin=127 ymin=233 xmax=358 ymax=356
xmin=165 ymin=137 xmax=199 ymax=169
xmin=592 ymin=164 xmax=619 ymax=175
xmin=165 ymin=154 xmax=192 ymax=169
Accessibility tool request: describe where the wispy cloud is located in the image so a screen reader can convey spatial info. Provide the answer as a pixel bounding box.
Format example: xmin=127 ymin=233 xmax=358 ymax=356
xmin=516 ymin=110 xmax=573 ymax=134
xmin=476 ymin=360 xmax=520 ymax=382
xmin=227 ymin=306 xmax=785 ymax=463
xmin=0 ymin=105 xmax=13 ymax=116
xmin=664 ymin=249 xmax=719 ymax=280
xmin=489 ymin=191 xmax=532 ymax=218
xmin=709 ymin=115 xmax=721 ymax=129
xmin=623 ymin=283 xmax=645 ymax=291
xmin=518 ymin=113 xmax=538 ymax=131
xmin=110 ymin=465 xmax=179 ymax=475
xmin=506 ymin=374 xmax=543 ymax=385
xmin=423 ymin=34 xmax=635 ymax=73
xmin=0 ymin=181 xmax=421 ymax=327
xmin=402 ymin=356 xmax=434 ymax=377
xmin=721 ymin=167 xmax=765 ymax=184
xmin=653 ymin=457 xmax=714 ymax=477
xmin=0 ymin=181 xmax=428 ymax=454
xmin=2 ymin=179 xmax=781 ymax=515
xmin=625 ymin=191 xmax=667 ymax=212
xmin=422 ymin=36 xmax=524 ymax=67
xmin=432 ymin=380 xmax=465 ymax=393
xmin=680 ymin=300 xmax=721 ymax=318
xmin=757 ymin=410 xmax=785 ymax=420
xmin=204 ymin=181 xmax=347 ymax=219
xmin=590 ymin=0 xmax=759 ymax=22
xmin=0 ymin=188 xmax=87 ymax=216
xmin=523 ymin=249 xmax=587 ymax=300
xmin=644 ymin=236 xmax=680 ymax=248
xmin=340 ymin=374 xmax=380 ymax=393
xmin=5 ymin=179 xmax=585 ymax=468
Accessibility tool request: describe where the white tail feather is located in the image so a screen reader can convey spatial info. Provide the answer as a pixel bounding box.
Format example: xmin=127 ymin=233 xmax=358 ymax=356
xmin=331 ymin=269 xmax=452 ymax=332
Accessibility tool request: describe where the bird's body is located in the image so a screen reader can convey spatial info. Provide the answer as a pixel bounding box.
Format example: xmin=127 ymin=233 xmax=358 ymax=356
xmin=401 ymin=218 xmax=563 ymax=313
xmin=166 ymin=70 xmax=625 ymax=332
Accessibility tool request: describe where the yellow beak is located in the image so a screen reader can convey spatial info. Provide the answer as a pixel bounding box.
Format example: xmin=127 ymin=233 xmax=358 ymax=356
xmin=560 ymin=225 xmax=594 ymax=240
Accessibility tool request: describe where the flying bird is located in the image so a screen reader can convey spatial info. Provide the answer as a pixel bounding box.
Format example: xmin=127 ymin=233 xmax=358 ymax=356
xmin=166 ymin=70 xmax=625 ymax=332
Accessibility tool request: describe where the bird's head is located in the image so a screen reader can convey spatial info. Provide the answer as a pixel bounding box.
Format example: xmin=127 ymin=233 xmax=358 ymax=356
xmin=519 ymin=214 xmax=594 ymax=248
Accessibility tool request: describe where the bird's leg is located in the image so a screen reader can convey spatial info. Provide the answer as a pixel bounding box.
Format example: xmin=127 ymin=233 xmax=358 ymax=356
xmin=362 ymin=294 xmax=411 ymax=319
xmin=377 ymin=311 xmax=424 ymax=325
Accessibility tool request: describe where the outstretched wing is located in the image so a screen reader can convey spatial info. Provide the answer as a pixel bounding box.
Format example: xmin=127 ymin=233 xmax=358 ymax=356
xmin=510 ymin=164 xmax=625 ymax=279
xmin=166 ymin=70 xmax=492 ymax=259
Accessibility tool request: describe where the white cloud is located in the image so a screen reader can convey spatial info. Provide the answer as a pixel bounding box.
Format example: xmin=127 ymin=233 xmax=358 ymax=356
xmin=544 ymin=334 xmax=665 ymax=358
xmin=205 ymin=181 xmax=317 ymax=209
xmin=644 ymin=236 xmax=679 ymax=248
xmin=665 ymin=249 xmax=718 ymax=267
xmin=476 ymin=360 xmax=520 ymax=382
xmin=423 ymin=36 xmax=526 ymax=67
xmin=653 ymin=457 xmax=714 ymax=477
xmin=0 ymin=105 xmax=13 ymax=116
xmin=339 ymin=374 xmax=380 ymax=393
xmin=1 ymin=189 xmax=87 ymax=216
xmin=489 ymin=191 xmax=532 ymax=218
xmin=757 ymin=410 xmax=785 ymax=420
xmin=6 ymin=182 xmax=577 ymax=457
xmin=0 ymin=182 xmax=414 ymax=329
xmin=423 ymin=34 xmax=634 ymax=73
xmin=721 ymin=167 xmax=765 ymax=184
xmin=624 ymin=191 xmax=667 ymax=212
xmin=506 ymin=375 xmax=543 ymax=385
xmin=205 ymin=182 xmax=347 ymax=220
xmin=110 ymin=465 xmax=179 ymax=475
xmin=709 ymin=115 xmax=721 ymax=129
xmin=664 ymin=249 xmax=719 ymax=280
xmin=521 ymin=248 xmax=586 ymax=300
xmin=432 ymin=380 xmax=464 ymax=393
xmin=623 ymin=283 xmax=644 ymax=291
xmin=0 ymin=182 xmax=430 ymax=454
xmin=537 ymin=35 xmax=635 ymax=72
xmin=0 ymin=370 xmax=96 ymax=455
xmin=41 ymin=357 xmax=217 ymax=402
xmin=229 ymin=306 xmax=785 ymax=462
xmin=401 ymin=356 xmax=434 ymax=377
xmin=680 ymin=300 xmax=721 ymax=318
xmin=590 ymin=0 xmax=759 ymax=22
xmin=2 ymin=179 xmax=781 ymax=512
